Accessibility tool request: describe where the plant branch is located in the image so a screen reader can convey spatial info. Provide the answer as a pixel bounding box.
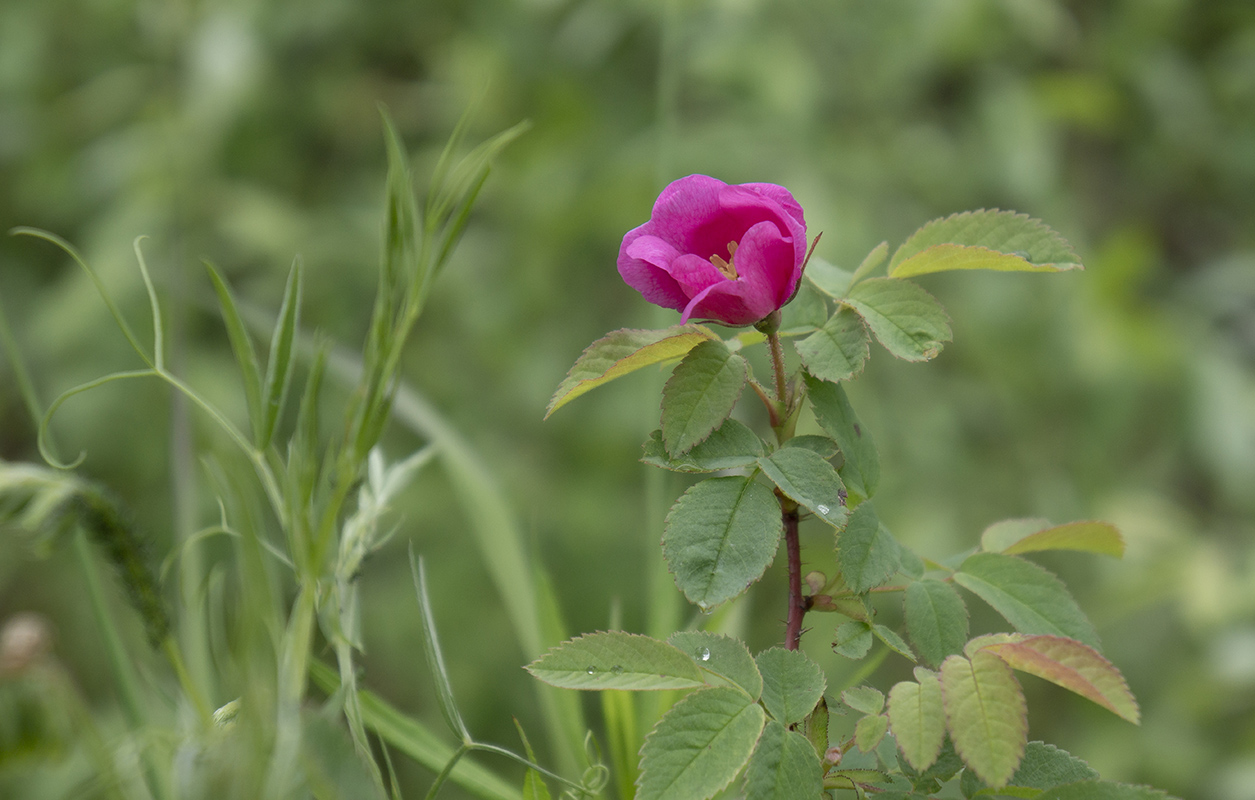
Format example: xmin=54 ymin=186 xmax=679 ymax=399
xmin=783 ymin=503 xmax=804 ymax=650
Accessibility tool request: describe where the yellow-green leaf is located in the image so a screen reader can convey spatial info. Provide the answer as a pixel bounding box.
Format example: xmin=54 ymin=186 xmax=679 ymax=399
xmin=545 ymin=326 xmax=714 ymax=418
xmin=941 ymin=651 xmax=1027 ymax=787
xmin=982 ymin=635 xmax=1140 ymax=723
xmin=888 ymin=209 xmax=1082 ymax=278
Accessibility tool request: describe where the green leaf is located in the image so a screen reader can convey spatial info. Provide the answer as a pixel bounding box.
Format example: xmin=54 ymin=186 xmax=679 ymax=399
xmin=852 ymin=241 xmax=890 ymax=285
xmin=411 ymin=554 xmax=470 ymax=742
xmin=805 ymin=256 xmax=855 ymax=299
xmin=803 ymin=374 xmax=880 ymax=500
xmin=841 ymin=686 xmax=885 ymax=716
xmin=981 ymin=635 xmax=1139 ymax=723
xmin=805 ymin=697 xmax=829 ymax=757
xmin=887 ymin=670 xmax=945 ymax=772
xmin=662 ymin=340 xmax=749 ymax=455
xmin=889 ymin=210 xmax=1082 ymax=278
xmin=838 ymin=503 xmax=901 ymax=594
xmin=795 ymin=308 xmax=870 ymax=384
xmin=855 ymin=713 xmax=889 ymax=753
xmin=526 ymin=631 xmax=706 ymax=691
xmin=779 ymin=280 xmax=829 ymax=335
xmin=636 ymin=687 xmax=765 ymax=800
xmin=662 ymin=476 xmax=783 ymax=611
xmin=941 ymin=651 xmax=1027 ymax=787
xmin=514 ymin=721 xmax=553 ymax=800
xmin=873 ymin=624 xmax=917 ymax=662
xmin=781 ymin=435 xmax=840 ymax=460
xmin=640 ymin=420 xmax=764 ymax=473
xmin=204 ymin=261 xmax=264 ymax=443
xmin=259 ymin=256 xmax=303 ymax=450
xmin=1036 ymin=782 xmax=1179 ymax=800
xmin=756 ymin=648 xmax=827 ymax=725
xmin=961 ymin=742 xmax=1098 ymax=797
xmin=667 ymin=631 xmax=762 ymax=699
xmin=954 ymin=554 xmax=1100 ymax=650
xmin=545 ymin=325 xmax=715 ymax=418
xmin=843 ymin=278 xmax=952 ymax=362
xmin=904 ymin=579 xmax=970 ymax=668
xmin=834 ymin=621 xmax=874 ymax=659
xmin=983 ymin=520 xmax=1125 ymax=558
xmin=744 ymin=720 xmax=824 ymax=800
xmin=758 ymin=447 xmax=849 ymax=529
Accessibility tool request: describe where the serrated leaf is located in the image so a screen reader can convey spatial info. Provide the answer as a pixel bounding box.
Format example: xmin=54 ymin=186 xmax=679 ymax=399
xmin=744 ymin=720 xmax=824 ymax=800
xmin=964 ymin=633 xmax=1029 ymax=660
xmin=979 ymin=519 xmax=1052 ymax=553
xmin=667 ymin=631 xmax=762 ymax=700
xmin=758 ymin=447 xmax=849 ymax=529
xmin=259 ymin=256 xmax=302 ymax=450
xmin=983 ymin=520 xmax=1125 ymax=558
xmin=756 ymin=648 xmax=826 ymax=725
xmin=779 ymin=280 xmax=829 ymax=335
xmin=662 ymin=476 xmax=783 ymax=610
xmin=526 ymin=631 xmax=706 ymax=691
xmin=941 ymin=652 xmax=1027 ymax=787
xmin=873 ymin=624 xmax=917 ymax=662
xmin=545 ymin=326 xmax=714 ymax=418
xmin=641 ymin=420 xmax=764 ymax=473
xmin=843 ymin=278 xmax=952 ymax=362
xmin=1036 ymin=781 xmax=1179 ymax=800
xmin=781 ymin=435 xmax=840 ymax=459
xmin=961 ymin=741 xmax=1099 ymax=797
xmin=795 ymin=308 xmax=870 ymax=384
xmin=661 ymin=340 xmax=749 ymax=456
xmin=887 ymin=671 xmax=945 ymax=772
xmin=983 ymin=635 xmax=1139 ymax=723
xmin=636 ymin=687 xmax=765 ymax=800
xmin=834 ymin=621 xmax=874 ymax=659
xmin=855 ymin=713 xmax=889 ymax=753
xmin=898 ymin=546 xmax=926 ymax=580
xmin=889 ymin=210 xmax=1082 ymax=278
xmin=805 ymin=256 xmax=855 ymax=299
xmin=838 ymin=503 xmax=901 ymax=594
xmin=841 ymin=686 xmax=885 ymax=716
xmin=954 ymin=554 xmax=1100 ymax=650
xmin=803 ymin=374 xmax=880 ymax=500
xmin=851 ymin=241 xmax=890 ymax=286
xmin=905 ymin=579 xmax=970 ymax=668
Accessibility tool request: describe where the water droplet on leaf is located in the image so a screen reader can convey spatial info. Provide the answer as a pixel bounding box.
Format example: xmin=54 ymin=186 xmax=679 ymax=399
xmin=610 ymin=664 xmax=624 ymax=674
xmin=699 ymin=647 xmax=711 ymax=661
xmin=586 ymin=665 xmax=596 ymax=674
xmin=817 ymin=504 xmax=830 ymax=515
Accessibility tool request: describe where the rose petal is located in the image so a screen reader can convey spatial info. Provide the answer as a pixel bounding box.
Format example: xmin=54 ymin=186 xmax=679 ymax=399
xmin=668 ymin=253 xmax=728 ymax=296
xmin=729 ymin=220 xmax=801 ymax=309
xmin=684 ymin=281 xmax=764 ymax=326
xmin=649 ymin=175 xmax=727 ymax=254
xmin=618 ymin=230 xmax=689 ymax=311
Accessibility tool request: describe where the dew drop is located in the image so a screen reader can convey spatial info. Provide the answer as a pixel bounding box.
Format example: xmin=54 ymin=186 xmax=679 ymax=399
xmin=817 ymin=504 xmax=830 ymax=516
xmin=699 ymin=647 xmax=711 ymax=662
xmin=586 ymin=665 xmax=596 ymax=674
xmin=610 ymin=664 xmax=624 ymax=674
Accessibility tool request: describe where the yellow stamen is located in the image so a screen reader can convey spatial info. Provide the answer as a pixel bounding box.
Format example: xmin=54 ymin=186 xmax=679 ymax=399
xmin=709 ymin=241 xmax=740 ymax=279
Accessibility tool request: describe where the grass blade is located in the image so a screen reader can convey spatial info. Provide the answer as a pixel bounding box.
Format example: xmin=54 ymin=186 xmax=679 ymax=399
xmin=204 ymin=260 xmax=264 ymax=443
xmin=411 ymin=551 xmax=471 ymax=744
xmin=260 ymin=256 xmax=303 ymax=450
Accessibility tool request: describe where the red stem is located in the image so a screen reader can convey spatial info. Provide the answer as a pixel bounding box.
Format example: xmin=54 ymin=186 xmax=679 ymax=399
xmin=783 ymin=504 xmax=804 ymax=650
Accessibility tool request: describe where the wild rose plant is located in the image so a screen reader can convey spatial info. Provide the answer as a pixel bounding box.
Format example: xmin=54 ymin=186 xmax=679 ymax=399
xmin=533 ymin=177 xmax=1168 ymax=799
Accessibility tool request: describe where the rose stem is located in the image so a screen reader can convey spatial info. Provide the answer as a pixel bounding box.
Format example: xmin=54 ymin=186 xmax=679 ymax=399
xmin=764 ymin=328 xmax=805 ymax=650
xmin=783 ymin=504 xmax=804 ymax=650
xmin=767 ymin=331 xmax=789 ymax=411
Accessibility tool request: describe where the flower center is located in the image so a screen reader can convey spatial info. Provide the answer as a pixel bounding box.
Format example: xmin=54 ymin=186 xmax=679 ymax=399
xmin=709 ymin=241 xmax=739 ymax=280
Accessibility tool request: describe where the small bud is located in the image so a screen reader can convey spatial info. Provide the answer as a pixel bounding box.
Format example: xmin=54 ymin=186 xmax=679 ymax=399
xmin=823 ymin=745 xmax=843 ymax=767
xmin=804 ymin=571 xmax=827 ymax=595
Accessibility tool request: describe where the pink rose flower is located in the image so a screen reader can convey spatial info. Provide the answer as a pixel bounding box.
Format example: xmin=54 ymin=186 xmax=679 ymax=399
xmin=617 ymin=175 xmax=808 ymax=327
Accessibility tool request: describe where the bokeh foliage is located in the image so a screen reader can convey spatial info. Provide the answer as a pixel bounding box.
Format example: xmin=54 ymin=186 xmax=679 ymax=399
xmin=1 ymin=0 xmax=1253 ymax=798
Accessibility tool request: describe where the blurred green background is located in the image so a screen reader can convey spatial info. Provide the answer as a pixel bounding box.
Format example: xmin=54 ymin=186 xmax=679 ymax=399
xmin=1 ymin=0 xmax=1254 ymax=797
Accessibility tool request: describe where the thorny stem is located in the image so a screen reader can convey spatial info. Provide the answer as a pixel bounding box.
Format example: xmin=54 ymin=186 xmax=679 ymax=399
xmin=783 ymin=504 xmax=804 ymax=650
xmin=767 ymin=331 xmax=789 ymax=413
